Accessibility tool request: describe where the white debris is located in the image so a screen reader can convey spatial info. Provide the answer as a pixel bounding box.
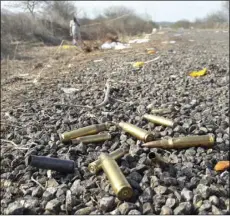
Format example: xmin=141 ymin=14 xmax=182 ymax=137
xmin=174 ymin=34 xmax=182 ymax=37
xmin=169 ymin=41 xmax=176 ymax=44
xmin=157 ymin=31 xmax=165 ymax=35
xmin=61 ymin=87 xmax=79 ymax=94
xmin=101 ymin=42 xmax=130 ymax=50
xmin=189 ymin=40 xmax=195 ymax=42
xmin=152 ymin=28 xmax=157 ymax=34
xmin=93 ymin=59 xmax=104 ymax=63
xmin=128 ymin=39 xmax=149 ymax=44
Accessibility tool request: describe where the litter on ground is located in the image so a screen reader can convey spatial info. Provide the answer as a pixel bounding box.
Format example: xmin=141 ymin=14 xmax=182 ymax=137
xmin=101 ymin=42 xmax=131 ymax=50
xmin=189 ymin=68 xmax=207 ymax=77
xmin=128 ymin=39 xmax=150 ymax=44
xmin=61 ymin=87 xmax=79 ymax=94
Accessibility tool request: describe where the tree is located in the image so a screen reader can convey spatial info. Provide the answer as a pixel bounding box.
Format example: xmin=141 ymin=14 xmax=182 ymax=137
xmin=103 ymin=6 xmax=134 ymax=19
xmin=7 ymin=1 xmax=46 ymax=17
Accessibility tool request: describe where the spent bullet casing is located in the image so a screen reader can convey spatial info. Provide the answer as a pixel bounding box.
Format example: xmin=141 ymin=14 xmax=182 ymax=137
xmin=71 ymin=133 xmax=111 ymax=144
xmin=60 ymin=123 xmax=109 ymax=142
xmin=28 ymin=155 xmax=75 ymax=173
xmin=99 ymin=153 xmax=133 ymax=200
xmin=143 ymin=135 xmax=215 ymax=149
xmin=143 ymin=114 xmax=174 ymax=127
xmin=118 ymin=122 xmax=154 ymax=142
xmin=88 ymin=148 xmax=127 ymax=174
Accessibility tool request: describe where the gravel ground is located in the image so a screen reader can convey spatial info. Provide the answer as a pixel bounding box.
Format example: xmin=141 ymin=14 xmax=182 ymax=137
xmin=1 ymin=30 xmax=229 ymax=215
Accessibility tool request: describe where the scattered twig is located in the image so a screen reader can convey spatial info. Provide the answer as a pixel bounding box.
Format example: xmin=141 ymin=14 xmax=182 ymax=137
xmin=54 ymin=103 xmax=93 ymax=109
xmin=94 ymin=80 xmax=111 ymax=108
xmin=1 ymin=139 xmax=18 ymax=147
xmin=144 ymin=56 xmax=161 ymax=64
xmin=1 ymin=139 xmax=29 ymax=150
xmin=111 ymin=97 xmax=130 ymax=104
xmin=31 ymin=176 xmax=46 ymax=190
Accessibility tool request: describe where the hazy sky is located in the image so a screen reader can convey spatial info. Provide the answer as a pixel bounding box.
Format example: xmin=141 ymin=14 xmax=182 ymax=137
xmin=1 ymin=1 xmax=223 ymax=22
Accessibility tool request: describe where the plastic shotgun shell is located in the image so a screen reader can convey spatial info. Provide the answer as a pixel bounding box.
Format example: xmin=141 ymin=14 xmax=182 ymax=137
xmin=99 ymin=153 xmax=133 ymax=200
xmin=88 ymin=148 xmax=128 ymax=174
xmin=60 ymin=123 xmax=109 ymax=143
xmin=28 ymin=155 xmax=75 ymax=173
xmin=143 ymin=114 xmax=174 ymax=127
xmin=142 ymin=135 xmax=215 ymax=149
xmin=118 ymin=122 xmax=154 ymax=142
xmin=71 ymin=133 xmax=111 ymax=144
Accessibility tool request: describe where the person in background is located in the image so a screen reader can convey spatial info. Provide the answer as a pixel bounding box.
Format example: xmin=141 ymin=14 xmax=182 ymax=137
xmin=70 ymin=16 xmax=83 ymax=47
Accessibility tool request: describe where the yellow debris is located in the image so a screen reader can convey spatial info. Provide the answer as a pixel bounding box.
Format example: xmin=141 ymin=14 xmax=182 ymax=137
xmin=189 ymin=68 xmax=207 ymax=77
xmin=133 ymin=62 xmax=145 ymax=69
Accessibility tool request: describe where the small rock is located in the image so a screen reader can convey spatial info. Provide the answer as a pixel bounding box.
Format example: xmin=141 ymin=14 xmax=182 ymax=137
xmin=128 ymin=209 xmax=141 ymax=215
xmin=165 ymin=198 xmax=176 ymax=208
xmin=154 ymin=185 xmax=167 ymax=195
xmin=139 ymin=187 xmax=153 ymax=203
xmin=199 ymin=200 xmax=211 ymax=212
xmin=118 ymin=202 xmax=137 ymax=215
xmin=65 ymin=190 xmax=72 ymax=212
xmin=71 ymin=179 xmax=85 ymax=196
xmin=99 ymin=196 xmax=115 ymax=212
xmin=209 ymin=196 xmax=219 ymax=206
xmin=196 ymin=184 xmax=210 ymax=199
xmin=75 ymin=206 xmax=95 ymax=215
xmin=32 ymin=187 xmax=43 ymax=197
xmin=212 ymin=205 xmax=223 ymax=214
xmin=181 ymin=188 xmax=193 ymax=201
xmin=142 ymin=202 xmax=154 ymax=214
xmin=128 ymin=172 xmax=143 ymax=183
xmin=45 ymin=198 xmax=61 ymax=213
xmin=150 ymin=176 xmax=159 ymax=188
xmin=160 ymin=205 xmax=172 ymax=215
xmin=173 ymin=202 xmax=192 ymax=215
xmin=109 ymin=208 xmax=121 ymax=215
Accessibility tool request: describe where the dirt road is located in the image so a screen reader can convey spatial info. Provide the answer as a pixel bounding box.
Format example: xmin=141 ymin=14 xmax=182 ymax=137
xmin=1 ymin=29 xmax=229 ymax=215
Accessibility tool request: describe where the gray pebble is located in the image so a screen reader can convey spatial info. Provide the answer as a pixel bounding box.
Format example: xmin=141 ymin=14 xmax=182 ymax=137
xmin=209 ymin=195 xmax=219 ymax=206
xmin=45 ymin=198 xmax=61 ymax=213
xmin=128 ymin=209 xmax=141 ymax=215
xmin=181 ymin=188 xmax=193 ymax=201
xmin=196 ymin=184 xmax=211 ymax=199
xmin=143 ymin=202 xmax=154 ymax=214
xmin=118 ymin=202 xmax=137 ymax=215
xmin=165 ymin=198 xmax=177 ymax=208
xmin=212 ymin=205 xmax=223 ymax=214
xmin=199 ymin=200 xmax=211 ymax=212
xmin=173 ymin=202 xmax=192 ymax=215
xmin=160 ymin=205 xmax=172 ymax=215
xmin=154 ymin=185 xmax=168 ymax=195
xmin=99 ymin=196 xmax=115 ymax=212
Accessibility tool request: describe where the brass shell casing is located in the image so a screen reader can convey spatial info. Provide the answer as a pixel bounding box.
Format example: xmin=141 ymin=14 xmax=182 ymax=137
xmin=143 ymin=135 xmax=215 ymax=149
xmin=143 ymin=114 xmax=174 ymax=127
xmin=71 ymin=133 xmax=111 ymax=144
xmin=60 ymin=123 xmax=109 ymax=142
xmin=88 ymin=148 xmax=127 ymax=174
xmin=99 ymin=153 xmax=133 ymax=200
xmin=118 ymin=122 xmax=154 ymax=142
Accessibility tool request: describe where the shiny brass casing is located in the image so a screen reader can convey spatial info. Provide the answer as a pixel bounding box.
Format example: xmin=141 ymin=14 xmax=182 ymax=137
xmin=99 ymin=153 xmax=133 ymax=200
xmin=88 ymin=148 xmax=128 ymax=174
xmin=60 ymin=123 xmax=109 ymax=142
xmin=71 ymin=133 xmax=111 ymax=144
xmin=118 ymin=122 xmax=154 ymax=142
xmin=143 ymin=114 xmax=174 ymax=127
xmin=143 ymin=135 xmax=215 ymax=149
